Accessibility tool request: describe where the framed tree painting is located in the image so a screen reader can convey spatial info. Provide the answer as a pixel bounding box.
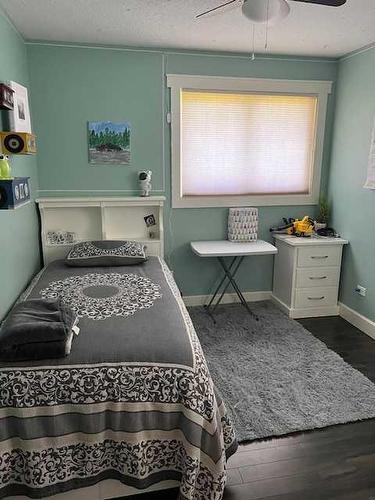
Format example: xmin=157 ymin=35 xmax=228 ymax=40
xmin=88 ymin=121 xmax=131 ymax=165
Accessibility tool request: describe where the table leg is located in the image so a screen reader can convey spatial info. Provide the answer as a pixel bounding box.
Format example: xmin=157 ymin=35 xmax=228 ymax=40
xmin=218 ymin=257 xmax=259 ymax=321
xmin=205 ymin=256 xmax=238 ymax=310
xmin=210 ymin=257 xmax=244 ymax=314
xmin=204 ymin=256 xmax=259 ymax=321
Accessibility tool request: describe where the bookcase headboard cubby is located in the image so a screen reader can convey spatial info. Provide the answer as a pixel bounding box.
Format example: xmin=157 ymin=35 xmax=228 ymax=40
xmin=37 ymin=197 xmax=165 ymax=264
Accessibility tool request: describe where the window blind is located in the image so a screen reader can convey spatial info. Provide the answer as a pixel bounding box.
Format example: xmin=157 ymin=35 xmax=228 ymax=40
xmin=181 ymin=90 xmax=318 ymax=197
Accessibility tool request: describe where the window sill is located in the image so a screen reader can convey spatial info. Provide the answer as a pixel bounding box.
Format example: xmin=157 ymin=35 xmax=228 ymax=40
xmin=172 ymin=193 xmax=319 ymax=208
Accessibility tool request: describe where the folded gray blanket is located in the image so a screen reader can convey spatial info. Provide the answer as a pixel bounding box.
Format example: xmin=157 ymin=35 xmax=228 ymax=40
xmin=0 ymin=299 xmax=78 ymax=361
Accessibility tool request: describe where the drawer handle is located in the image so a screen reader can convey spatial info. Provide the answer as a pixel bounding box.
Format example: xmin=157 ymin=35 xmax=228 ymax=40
xmin=311 ymin=255 xmax=329 ymax=259
xmin=308 ymin=296 xmax=325 ymax=301
xmin=309 ymin=276 xmax=327 ymax=280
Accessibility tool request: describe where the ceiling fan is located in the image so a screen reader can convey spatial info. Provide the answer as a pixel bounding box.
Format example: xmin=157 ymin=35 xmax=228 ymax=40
xmin=196 ymin=0 xmax=347 ymax=22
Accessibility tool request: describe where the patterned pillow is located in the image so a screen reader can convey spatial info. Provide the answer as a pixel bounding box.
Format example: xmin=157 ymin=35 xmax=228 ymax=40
xmin=65 ymin=240 xmax=147 ymax=267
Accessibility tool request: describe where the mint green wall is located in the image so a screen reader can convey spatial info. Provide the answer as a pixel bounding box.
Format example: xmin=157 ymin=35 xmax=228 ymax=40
xmin=27 ymin=44 xmax=337 ymax=296
xmin=0 ymin=12 xmax=40 ymax=320
xmin=328 ymin=49 xmax=375 ymax=321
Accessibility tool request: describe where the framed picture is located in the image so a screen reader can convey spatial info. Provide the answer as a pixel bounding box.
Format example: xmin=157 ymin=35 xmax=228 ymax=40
xmin=144 ymin=214 xmax=156 ymax=227
xmin=88 ymin=121 xmax=131 ymax=165
xmin=0 ymin=83 xmax=15 ymax=110
xmin=9 ymin=81 xmax=32 ymax=133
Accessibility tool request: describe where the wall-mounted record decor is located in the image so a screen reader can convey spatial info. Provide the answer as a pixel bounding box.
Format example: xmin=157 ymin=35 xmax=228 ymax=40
xmin=0 ymin=132 xmax=37 ymax=155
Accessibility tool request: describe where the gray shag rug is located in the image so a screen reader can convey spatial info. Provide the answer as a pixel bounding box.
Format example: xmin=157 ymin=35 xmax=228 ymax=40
xmin=188 ymin=302 xmax=375 ymax=443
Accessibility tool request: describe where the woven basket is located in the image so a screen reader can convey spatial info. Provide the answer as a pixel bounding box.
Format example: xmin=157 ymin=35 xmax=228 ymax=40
xmin=228 ymin=207 xmax=258 ymax=242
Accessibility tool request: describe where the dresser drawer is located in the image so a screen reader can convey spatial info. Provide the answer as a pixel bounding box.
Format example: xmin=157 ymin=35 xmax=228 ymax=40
xmin=297 ymin=246 xmax=341 ymax=268
xmin=294 ymin=287 xmax=338 ymax=309
xmin=295 ymin=267 xmax=340 ymax=288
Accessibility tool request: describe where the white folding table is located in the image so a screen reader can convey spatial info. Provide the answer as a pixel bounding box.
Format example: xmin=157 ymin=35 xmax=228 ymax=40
xmin=191 ymin=240 xmax=278 ymax=321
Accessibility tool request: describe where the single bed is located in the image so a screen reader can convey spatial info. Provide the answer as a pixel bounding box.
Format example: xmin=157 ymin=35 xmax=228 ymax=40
xmin=0 ymin=256 xmax=237 ymax=499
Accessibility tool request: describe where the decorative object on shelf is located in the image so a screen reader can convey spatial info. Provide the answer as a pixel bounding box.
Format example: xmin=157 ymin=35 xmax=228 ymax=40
xmin=0 ymin=131 xmax=37 ymax=155
xmin=46 ymin=231 xmax=76 ymax=246
xmin=88 ymin=121 xmax=131 ymax=165
xmin=314 ymin=195 xmax=330 ymax=231
xmin=0 ymin=177 xmax=30 ymax=209
xmin=0 ymin=154 xmax=12 ymax=179
xmin=9 ymin=81 xmax=32 ymax=133
xmin=139 ymin=170 xmax=152 ymax=197
xmin=144 ymin=214 xmax=156 ymax=227
xmin=0 ymin=83 xmax=15 ymax=110
xmin=228 ymin=207 xmax=258 ymax=242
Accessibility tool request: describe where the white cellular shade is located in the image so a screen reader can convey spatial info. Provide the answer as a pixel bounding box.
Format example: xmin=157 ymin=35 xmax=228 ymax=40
xmin=181 ymin=90 xmax=318 ymax=197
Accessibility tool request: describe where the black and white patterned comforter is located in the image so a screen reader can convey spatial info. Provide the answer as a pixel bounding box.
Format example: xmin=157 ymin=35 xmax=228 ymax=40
xmin=0 ymin=257 xmax=237 ymax=499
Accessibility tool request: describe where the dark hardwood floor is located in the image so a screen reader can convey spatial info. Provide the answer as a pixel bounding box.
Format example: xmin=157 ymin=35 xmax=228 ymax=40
xmin=125 ymin=316 xmax=375 ymax=500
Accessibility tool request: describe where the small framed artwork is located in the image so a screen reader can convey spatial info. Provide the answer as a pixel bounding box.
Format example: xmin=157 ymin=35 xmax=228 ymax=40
xmin=88 ymin=121 xmax=131 ymax=165
xmin=144 ymin=214 xmax=156 ymax=227
xmin=9 ymin=81 xmax=32 ymax=133
xmin=0 ymin=83 xmax=15 ymax=110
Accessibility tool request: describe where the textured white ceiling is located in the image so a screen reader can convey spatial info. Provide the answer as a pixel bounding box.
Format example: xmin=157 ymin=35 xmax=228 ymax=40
xmin=1 ymin=0 xmax=374 ymax=58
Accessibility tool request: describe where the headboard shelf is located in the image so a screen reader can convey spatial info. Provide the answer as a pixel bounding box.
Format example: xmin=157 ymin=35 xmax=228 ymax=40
xmin=36 ymin=196 xmax=166 ymax=206
xmin=37 ymin=196 xmax=165 ymax=264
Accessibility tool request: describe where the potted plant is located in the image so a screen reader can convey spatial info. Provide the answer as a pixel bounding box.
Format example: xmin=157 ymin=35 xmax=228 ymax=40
xmin=314 ymin=195 xmax=330 ymax=231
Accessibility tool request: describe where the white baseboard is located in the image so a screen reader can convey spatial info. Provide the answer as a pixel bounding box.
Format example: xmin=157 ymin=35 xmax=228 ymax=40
xmin=182 ymin=291 xmax=272 ymax=307
xmin=339 ymin=302 xmax=375 ymax=340
xmin=271 ymin=295 xmax=339 ymax=319
xmin=182 ymin=293 xmax=375 ymax=340
xmin=270 ymin=295 xmax=290 ymax=316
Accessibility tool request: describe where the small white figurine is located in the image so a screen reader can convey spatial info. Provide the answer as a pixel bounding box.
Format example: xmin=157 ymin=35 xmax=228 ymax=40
xmin=138 ymin=170 xmax=152 ymax=197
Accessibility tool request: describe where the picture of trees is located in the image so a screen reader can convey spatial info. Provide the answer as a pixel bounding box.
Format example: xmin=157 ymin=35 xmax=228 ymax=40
xmin=88 ymin=121 xmax=131 ymax=165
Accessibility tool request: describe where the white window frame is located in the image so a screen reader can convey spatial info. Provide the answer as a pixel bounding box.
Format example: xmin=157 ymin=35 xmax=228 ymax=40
xmin=167 ymin=74 xmax=332 ymax=209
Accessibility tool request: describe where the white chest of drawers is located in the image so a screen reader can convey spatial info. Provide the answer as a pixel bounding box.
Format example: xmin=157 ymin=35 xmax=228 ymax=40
xmin=272 ymin=234 xmax=348 ymax=318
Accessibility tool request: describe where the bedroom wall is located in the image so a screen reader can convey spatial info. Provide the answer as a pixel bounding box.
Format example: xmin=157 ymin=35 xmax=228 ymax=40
xmin=27 ymin=43 xmax=337 ymax=297
xmin=0 ymin=11 xmax=40 ymax=320
xmin=328 ymin=48 xmax=375 ymax=322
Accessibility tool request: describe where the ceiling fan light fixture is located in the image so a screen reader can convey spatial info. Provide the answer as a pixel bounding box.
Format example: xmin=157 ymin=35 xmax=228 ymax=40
xmin=242 ymin=0 xmax=290 ymax=24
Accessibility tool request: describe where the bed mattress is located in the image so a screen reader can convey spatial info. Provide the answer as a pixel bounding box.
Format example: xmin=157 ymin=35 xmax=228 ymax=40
xmin=0 ymin=257 xmax=237 ymax=499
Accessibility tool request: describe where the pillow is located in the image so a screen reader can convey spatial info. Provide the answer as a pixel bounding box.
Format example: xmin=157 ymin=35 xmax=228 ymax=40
xmin=65 ymin=240 xmax=147 ymax=267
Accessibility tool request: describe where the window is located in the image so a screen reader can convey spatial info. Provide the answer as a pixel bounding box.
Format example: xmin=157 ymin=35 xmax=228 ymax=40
xmin=167 ymin=75 xmax=332 ymax=208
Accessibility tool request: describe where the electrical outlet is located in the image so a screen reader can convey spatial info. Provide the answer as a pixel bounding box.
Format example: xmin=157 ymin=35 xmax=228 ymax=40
xmin=355 ymin=285 xmax=367 ymax=297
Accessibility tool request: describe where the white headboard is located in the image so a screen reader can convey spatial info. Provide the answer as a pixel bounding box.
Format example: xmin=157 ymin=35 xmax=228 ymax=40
xmin=36 ymin=197 xmax=165 ymax=264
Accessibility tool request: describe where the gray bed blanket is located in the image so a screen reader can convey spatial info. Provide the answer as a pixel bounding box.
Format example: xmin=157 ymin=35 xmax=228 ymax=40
xmin=0 ymin=298 xmax=77 ymax=361
xmin=0 ymin=257 xmax=237 ymax=499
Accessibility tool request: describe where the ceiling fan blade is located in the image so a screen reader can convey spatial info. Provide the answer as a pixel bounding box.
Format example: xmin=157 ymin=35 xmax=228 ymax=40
xmin=196 ymin=0 xmax=239 ymax=19
xmin=291 ymin=0 xmax=346 ymax=6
